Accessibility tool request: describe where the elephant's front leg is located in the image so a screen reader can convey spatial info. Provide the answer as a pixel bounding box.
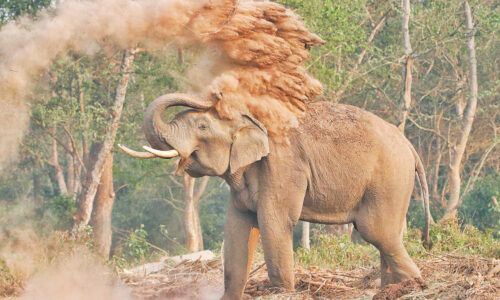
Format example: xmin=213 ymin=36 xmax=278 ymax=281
xmin=222 ymin=202 xmax=259 ymax=300
xmin=257 ymin=205 xmax=296 ymax=291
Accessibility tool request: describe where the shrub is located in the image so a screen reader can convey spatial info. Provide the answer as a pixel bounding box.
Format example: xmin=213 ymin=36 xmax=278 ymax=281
xmin=0 ymin=256 xmax=23 ymax=297
xmin=459 ymin=173 xmax=500 ymax=237
xmin=120 ymin=224 xmax=152 ymax=265
xmin=38 ymin=195 xmax=76 ymax=230
xmin=295 ymin=234 xmax=379 ymax=270
xmin=404 ymin=217 xmax=500 ymax=259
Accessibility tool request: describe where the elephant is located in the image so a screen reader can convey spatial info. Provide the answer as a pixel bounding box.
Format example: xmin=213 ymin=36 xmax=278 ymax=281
xmin=119 ymin=93 xmax=432 ymax=299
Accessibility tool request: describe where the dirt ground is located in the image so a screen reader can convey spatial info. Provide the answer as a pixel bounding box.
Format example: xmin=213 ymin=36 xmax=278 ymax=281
xmin=121 ymin=254 xmax=499 ymax=300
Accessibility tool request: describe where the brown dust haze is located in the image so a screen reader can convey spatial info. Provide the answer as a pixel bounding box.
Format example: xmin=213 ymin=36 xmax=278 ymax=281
xmin=0 ymin=0 xmax=324 ymax=168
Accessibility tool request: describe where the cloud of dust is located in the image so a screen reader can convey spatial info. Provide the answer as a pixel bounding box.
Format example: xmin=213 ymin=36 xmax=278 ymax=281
xmin=18 ymin=252 xmax=134 ymax=300
xmin=0 ymin=226 xmax=135 ymax=299
xmin=0 ymin=0 xmax=206 ymax=168
xmin=0 ymin=0 xmax=324 ymax=167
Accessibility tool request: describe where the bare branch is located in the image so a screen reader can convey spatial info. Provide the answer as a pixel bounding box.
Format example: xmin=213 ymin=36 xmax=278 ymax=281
xmin=163 ymin=197 xmax=185 ymax=212
xmin=460 ymin=140 xmax=499 ymax=202
xmin=193 ymin=177 xmax=210 ymax=202
xmin=168 ymin=175 xmax=185 ymax=188
xmin=407 ymin=116 xmax=448 ymax=143
xmin=61 ymin=124 xmax=87 ymax=173
xmin=334 ymin=8 xmax=393 ymax=99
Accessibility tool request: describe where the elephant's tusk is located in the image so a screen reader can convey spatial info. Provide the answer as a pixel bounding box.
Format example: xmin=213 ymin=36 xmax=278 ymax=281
xmin=118 ymin=144 xmax=157 ymax=159
xmin=142 ymin=145 xmax=179 ymax=158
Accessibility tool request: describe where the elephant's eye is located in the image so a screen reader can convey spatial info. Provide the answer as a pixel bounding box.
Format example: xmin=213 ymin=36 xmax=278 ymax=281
xmin=198 ymin=123 xmax=208 ymax=130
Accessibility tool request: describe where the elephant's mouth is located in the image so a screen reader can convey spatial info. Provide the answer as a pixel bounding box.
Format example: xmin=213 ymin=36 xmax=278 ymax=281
xmin=174 ymin=150 xmax=198 ymax=175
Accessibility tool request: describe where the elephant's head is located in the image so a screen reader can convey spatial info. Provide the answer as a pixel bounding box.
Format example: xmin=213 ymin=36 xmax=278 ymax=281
xmin=119 ymin=93 xmax=269 ymax=177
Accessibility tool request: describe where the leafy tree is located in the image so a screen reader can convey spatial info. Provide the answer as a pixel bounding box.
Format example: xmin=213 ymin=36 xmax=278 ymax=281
xmin=0 ymin=0 xmax=51 ymax=24
xmin=459 ymin=172 xmax=500 ymax=236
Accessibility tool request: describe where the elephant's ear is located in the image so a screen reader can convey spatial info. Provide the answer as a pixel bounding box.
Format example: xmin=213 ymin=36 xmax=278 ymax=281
xmin=229 ymin=115 xmax=269 ymax=174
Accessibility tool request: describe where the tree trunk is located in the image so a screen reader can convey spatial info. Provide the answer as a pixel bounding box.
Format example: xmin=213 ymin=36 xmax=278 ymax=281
xmin=66 ymin=135 xmax=75 ymax=195
xmin=73 ymin=49 xmax=135 ymax=232
xmin=77 ymin=70 xmax=89 ymax=166
xmin=183 ymin=175 xmax=209 ymax=252
xmin=301 ymin=221 xmax=310 ymax=250
xmin=431 ymin=112 xmax=443 ymax=202
xmin=184 ymin=175 xmax=197 ymax=252
xmin=50 ymin=126 xmax=68 ymax=195
xmin=445 ymin=1 xmax=478 ymax=217
xmin=32 ymin=167 xmax=41 ymax=207
xmin=89 ymin=151 xmax=115 ymax=259
xmin=74 ymin=162 xmax=82 ymax=195
xmin=398 ymin=0 xmax=413 ymax=133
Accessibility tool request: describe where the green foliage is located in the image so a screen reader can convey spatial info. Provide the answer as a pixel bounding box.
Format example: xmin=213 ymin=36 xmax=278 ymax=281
xmin=279 ymin=0 xmax=369 ymax=96
xmin=199 ymin=180 xmax=229 ymax=250
xmin=407 ymin=173 xmax=500 ymax=237
xmin=0 ymin=171 xmax=31 ymax=203
xmin=0 ymin=0 xmax=51 ymax=25
xmin=404 ymin=218 xmax=500 ymax=259
xmin=296 ymin=234 xmax=379 ymax=270
xmin=406 ymin=197 xmax=445 ymax=231
xmin=459 ymin=173 xmax=500 ymax=236
xmin=120 ymin=225 xmax=152 ymax=265
xmin=111 ymin=158 xmax=184 ymax=254
xmin=38 ymin=195 xmax=76 ymax=230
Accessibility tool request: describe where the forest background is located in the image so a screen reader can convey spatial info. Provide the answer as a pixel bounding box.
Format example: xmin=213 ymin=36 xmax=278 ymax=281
xmin=0 ymin=0 xmax=498 ymax=265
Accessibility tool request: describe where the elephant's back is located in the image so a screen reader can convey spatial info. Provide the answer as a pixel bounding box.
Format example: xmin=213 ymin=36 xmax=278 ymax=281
xmin=298 ymin=102 xmax=381 ymax=148
xmin=296 ymin=101 xmax=414 ymax=177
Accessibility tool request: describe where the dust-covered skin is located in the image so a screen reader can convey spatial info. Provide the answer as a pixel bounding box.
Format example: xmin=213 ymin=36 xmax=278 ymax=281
xmin=123 ymin=95 xmax=432 ymax=300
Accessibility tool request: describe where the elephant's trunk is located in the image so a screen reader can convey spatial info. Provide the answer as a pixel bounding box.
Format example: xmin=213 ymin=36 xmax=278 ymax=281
xmin=142 ymin=93 xmax=214 ymax=151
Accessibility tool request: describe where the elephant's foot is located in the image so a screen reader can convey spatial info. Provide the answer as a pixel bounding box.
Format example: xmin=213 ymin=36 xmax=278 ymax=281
xmin=380 ymin=252 xmax=423 ymax=288
xmin=373 ymin=277 xmax=428 ymax=300
xmin=376 ymin=242 xmax=421 ymax=288
xmin=380 ymin=267 xmax=422 ymax=288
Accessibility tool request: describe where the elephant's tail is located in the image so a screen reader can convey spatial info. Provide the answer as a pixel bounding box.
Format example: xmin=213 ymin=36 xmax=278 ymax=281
xmin=410 ymin=144 xmax=433 ymax=250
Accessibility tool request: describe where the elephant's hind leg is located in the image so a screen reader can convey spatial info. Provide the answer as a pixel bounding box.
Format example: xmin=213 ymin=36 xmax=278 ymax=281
xmin=358 ymin=222 xmax=421 ymax=286
xmin=354 ymin=193 xmax=421 ymax=286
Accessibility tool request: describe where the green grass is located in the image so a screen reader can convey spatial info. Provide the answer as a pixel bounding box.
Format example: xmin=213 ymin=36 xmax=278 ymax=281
xmin=295 ymin=218 xmax=500 ymax=270
xmin=405 ymin=217 xmax=500 ymax=259
xmin=296 ymin=233 xmax=379 ymax=270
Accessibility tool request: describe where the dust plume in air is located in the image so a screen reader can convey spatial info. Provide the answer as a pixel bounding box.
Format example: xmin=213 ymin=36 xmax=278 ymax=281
xmin=0 ymin=0 xmax=323 ymax=166
xmin=18 ymin=254 xmax=133 ymax=300
xmin=0 ymin=226 xmax=134 ymax=300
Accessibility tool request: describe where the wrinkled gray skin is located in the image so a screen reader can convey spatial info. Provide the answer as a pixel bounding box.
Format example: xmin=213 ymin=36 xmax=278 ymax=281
xmin=137 ymin=94 xmax=432 ymax=300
